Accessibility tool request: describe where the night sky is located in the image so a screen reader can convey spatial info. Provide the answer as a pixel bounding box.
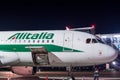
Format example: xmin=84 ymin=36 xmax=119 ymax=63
xmin=0 ymin=1 xmax=120 ymax=34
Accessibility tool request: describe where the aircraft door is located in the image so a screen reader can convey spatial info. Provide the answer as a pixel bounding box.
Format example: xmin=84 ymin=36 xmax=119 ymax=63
xmin=29 ymin=47 xmax=49 ymax=65
xmin=63 ymin=32 xmax=73 ymax=51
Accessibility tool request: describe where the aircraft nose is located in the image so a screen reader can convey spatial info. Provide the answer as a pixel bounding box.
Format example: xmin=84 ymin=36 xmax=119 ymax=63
xmin=108 ymin=46 xmax=118 ymax=61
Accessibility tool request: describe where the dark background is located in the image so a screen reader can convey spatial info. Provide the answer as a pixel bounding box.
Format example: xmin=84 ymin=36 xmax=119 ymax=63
xmin=0 ymin=1 xmax=120 ymax=34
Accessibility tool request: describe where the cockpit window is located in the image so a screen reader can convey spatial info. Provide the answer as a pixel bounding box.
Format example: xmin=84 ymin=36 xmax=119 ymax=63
xmin=86 ymin=38 xmax=103 ymax=44
xmin=97 ymin=39 xmax=105 ymax=44
xmin=86 ymin=38 xmax=91 ymax=43
xmin=86 ymin=38 xmax=98 ymax=44
xmin=95 ymin=36 xmax=105 ymax=44
xmin=92 ymin=39 xmax=97 ymax=43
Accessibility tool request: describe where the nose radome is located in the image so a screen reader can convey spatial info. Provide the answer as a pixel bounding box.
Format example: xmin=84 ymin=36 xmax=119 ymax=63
xmin=108 ymin=46 xmax=118 ymax=61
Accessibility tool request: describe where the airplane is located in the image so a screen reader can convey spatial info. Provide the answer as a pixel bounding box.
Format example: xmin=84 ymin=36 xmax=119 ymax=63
xmin=0 ymin=29 xmax=118 ymax=79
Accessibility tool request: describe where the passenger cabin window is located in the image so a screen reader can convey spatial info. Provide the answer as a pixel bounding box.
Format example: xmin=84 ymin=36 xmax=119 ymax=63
xmin=24 ymin=40 xmax=26 ymax=43
xmin=37 ymin=40 xmax=40 ymax=43
xmin=51 ymin=40 xmax=54 ymax=43
xmin=33 ymin=40 xmax=35 ymax=43
xmin=47 ymin=40 xmax=49 ymax=43
xmin=42 ymin=40 xmax=44 ymax=43
xmin=19 ymin=40 xmax=21 ymax=43
xmin=86 ymin=38 xmax=91 ymax=43
xmin=28 ymin=40 xmax=30 ymax=43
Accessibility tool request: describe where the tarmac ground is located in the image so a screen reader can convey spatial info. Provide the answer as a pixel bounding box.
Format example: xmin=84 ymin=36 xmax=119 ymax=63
xmin=0 ymin=71 xmax=120 ymax=80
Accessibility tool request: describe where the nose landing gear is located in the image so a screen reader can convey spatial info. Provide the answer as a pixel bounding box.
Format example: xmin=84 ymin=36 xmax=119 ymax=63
xmin=66 ymin=65 xmax=75 ymax=80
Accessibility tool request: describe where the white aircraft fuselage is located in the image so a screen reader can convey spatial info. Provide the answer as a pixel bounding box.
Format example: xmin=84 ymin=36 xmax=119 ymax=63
xmin=0 ymin=30 xmax=118 ymax=67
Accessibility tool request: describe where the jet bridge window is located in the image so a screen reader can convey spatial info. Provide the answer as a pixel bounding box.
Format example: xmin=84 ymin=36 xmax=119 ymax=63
xmin=86 ymin=38 xmax=91 ymax=43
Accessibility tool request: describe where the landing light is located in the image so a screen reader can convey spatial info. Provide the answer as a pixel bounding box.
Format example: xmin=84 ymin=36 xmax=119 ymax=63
xmin=112 ymin=61 xmax=116 ymax=65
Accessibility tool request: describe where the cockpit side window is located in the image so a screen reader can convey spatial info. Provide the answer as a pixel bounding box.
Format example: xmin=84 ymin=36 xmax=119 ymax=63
xmin=86 ymin=38 xmax=91 ymax=44
xmin=92 ymin=39 xmax=98 ymax=43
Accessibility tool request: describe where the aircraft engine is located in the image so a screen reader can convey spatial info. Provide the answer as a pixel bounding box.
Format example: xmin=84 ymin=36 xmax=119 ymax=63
xmin=0 ymin=52 xmax=19 ymax=65
xmin=11 ymin=66 xmax=37 ymax=75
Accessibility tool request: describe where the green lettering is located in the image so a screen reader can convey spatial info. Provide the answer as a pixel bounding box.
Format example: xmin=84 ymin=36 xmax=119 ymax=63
xmin=18 ymin=33 xmax=24 ymax=39
xmin=42 ymin=32 xmax=47 ymax=39
xmin=46 ymin=33 xmax=54 ymax=39
xmin=26 ymin=33 xmax=32 ymax=39
xmin=22 ymin=33 xmax=27 ymax=39
xmin=8 ymin=32 xmax=54 ymax=40
xmin=8 ymin=33 xmax=21 ymax=40
xmin=31 ymin=33 xmax=39 ymax=39
xmin=38 ymin=32 xmax=44 ymax=39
